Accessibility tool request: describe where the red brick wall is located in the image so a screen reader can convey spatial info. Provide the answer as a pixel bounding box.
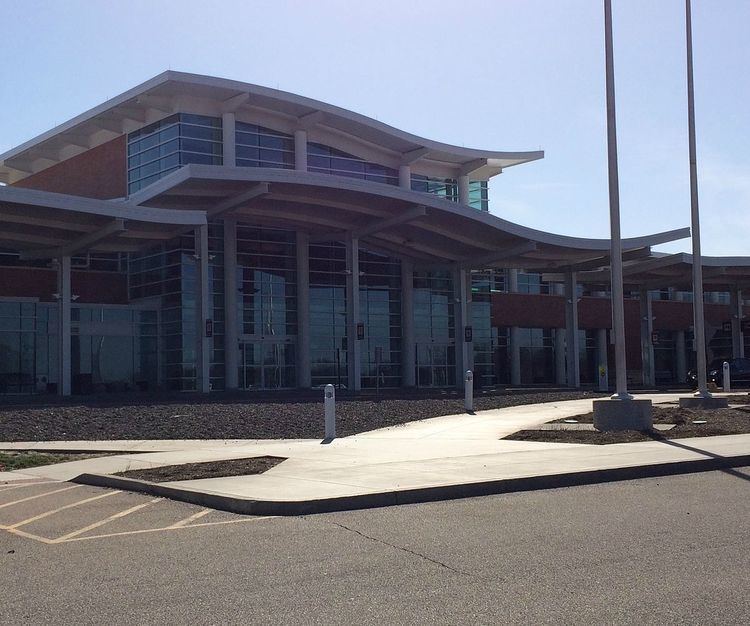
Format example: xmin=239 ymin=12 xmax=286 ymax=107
xmin=11 ymin=136 xmax=126 ymax=199
xmin=0 ymin=267 xmax=127 ymax=304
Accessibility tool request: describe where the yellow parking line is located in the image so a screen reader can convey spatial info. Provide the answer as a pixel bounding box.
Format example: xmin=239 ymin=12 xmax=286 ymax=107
xmin=62 ymin=515 xmax=277 ymax=543
xmin=55 ymin=498 xmax=162 ymax=541
xmin=7 ymin=490 xmax=121 ymax=529
xmin=168 ymin=508 xmax=211 ymax=528
xmin=0 ymin=485 xmax=81 ymax=510
xmin=0 ymin=481 xmax=61 ymax=492
xmin=5 ymin=527 xmax=57 ymax=544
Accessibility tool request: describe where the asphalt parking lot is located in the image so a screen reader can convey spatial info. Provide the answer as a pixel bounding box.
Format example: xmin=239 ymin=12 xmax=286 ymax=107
xmin=2 ymin=469 xmax=750 ymax=624
xmin=0 ymin=479 xmax=270 ymax=545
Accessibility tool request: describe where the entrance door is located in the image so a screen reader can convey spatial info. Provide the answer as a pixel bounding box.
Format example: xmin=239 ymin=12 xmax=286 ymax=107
xmin=240 ymin=341 xmax=296 ymax=390
xmin=416 ymin=342 xmax=456 ymax=388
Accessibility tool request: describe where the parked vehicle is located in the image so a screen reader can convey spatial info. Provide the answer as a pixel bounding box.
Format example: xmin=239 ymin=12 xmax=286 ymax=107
xmin=687 ymin=358 xmax=750 ymax=388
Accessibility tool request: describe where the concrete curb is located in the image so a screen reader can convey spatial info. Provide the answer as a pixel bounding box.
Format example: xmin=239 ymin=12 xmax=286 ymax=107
xmin=73 ymin=452 xmax=750 ymax=516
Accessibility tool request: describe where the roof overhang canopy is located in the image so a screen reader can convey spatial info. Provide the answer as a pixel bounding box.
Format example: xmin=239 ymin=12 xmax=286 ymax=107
xmin=545 ymin=252 xmax=750 ymax=290
xmin=131 ymin=164 xmax=691 ymax=269
xmin=0 ymin=71 xmax=543 ymax=184
xmin=0 ymin=186 xmax=206 ymax=259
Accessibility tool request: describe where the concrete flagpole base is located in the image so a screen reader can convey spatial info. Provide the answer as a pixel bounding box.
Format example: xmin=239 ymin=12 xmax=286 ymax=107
xmin=593 ymin=398 xmax=653 ymax=431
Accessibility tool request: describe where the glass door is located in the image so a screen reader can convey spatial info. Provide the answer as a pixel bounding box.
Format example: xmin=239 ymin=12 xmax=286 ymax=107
xmin=416 ymin=342 xmax=455 ymax=388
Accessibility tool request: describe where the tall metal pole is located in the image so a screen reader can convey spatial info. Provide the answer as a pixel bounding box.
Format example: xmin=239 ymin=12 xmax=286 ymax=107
xmin=686 ymin=0 xmax=710 ymax=399
xmin=604 ymin=0 xmax=631 ymax=400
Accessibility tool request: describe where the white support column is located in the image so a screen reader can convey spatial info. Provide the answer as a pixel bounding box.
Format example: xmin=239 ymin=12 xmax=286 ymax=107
xmin=294 ymin=129 xmax=308 ymax=172
xmin=458 ymin=175 xmax=470 ymax=205
xmin=730 ymin=287 xmax=745 ymax=359
xmin=639 ymin=288 xmax=655 ymax=387
xmin=564 ymin=271 xmax=580 ymax=388
xmin=401 ymin=258 xmax=415 ymax=387
xmin=454 ymin=267 xmax=471 ymax=389
xmin=399 ymin=165 xmax=411 ymax=190
xmin=296 ymin=231 xmax=311 ymax=388
xmin=554 ymin=282 xmax=566 ymax=385
xmin=508 ymin=269 xmax=521 ymax=385
xmin=346 ymin=235 xmax=362 ymax=391
xmin=676 ymin=329 xmax=687 ymax=383
xmin=222 ymin=112 xmax=236 ymax=167
xmin=196 ymin=225 xmax=211 ymax=393
xmin=597 ymin=327 xmax=609 ymax=391
xmin=57 ymin=256 xmax=71 ymax=396
xmin=224 ymin=218 xmax=239 ymax=390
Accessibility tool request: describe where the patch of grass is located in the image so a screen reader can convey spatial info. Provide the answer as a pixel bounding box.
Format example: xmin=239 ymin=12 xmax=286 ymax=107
xmin=113 ymin=456 xmax=286 ymax=483
xmin=0 ymin=451 xmax=110 ymax=472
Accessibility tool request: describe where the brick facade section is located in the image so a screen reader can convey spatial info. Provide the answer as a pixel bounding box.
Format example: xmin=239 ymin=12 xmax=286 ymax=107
xmin=11 ymin=136 xmax=126 ymax=199
xmin=0 ymin=267 xmax=127 ymax=304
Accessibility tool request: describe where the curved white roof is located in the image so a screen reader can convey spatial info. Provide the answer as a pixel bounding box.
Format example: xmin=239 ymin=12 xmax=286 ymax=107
xmin=0 ymin=71 xmax=543 ymax=183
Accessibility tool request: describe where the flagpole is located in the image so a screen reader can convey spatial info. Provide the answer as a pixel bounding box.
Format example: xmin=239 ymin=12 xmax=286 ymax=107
xmin=685 ymin=0 xmax=710 ymax=399
xmin=604 ymin=0 xmax=631 ymax=401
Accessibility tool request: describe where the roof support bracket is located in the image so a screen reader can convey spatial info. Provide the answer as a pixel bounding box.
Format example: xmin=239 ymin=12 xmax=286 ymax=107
xmin=20 ymin=218 xmax=127 ymax=260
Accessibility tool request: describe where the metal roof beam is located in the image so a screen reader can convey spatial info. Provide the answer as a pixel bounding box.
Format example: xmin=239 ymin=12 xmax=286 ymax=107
xmin=221 ymin=93 xmax=250 ymax=113
xmin=401 ymin=147 xmax=430 ymax=165
xmin=622 ymin=252 xmax=686 ymax=276
xmin=207 ymin=182 xmax=269 ymax=217
xmin=459 ymin=158 xmax=487 ymax=176
xmin=20 ymin=218 xmax=126 ymax=260
xmin=311 ymin=205 xmax=426 ymax=243
xmin=556 ymin=246 xmax=651 ymax=272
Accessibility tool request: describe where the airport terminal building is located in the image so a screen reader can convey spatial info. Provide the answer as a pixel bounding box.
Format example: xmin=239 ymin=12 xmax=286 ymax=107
xmin=0 ymin=71 xmax=748 ymax=396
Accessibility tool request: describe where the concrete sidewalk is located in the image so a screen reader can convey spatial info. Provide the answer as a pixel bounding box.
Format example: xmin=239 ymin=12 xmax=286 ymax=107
xmin=3 ymin=393 xmax=749 ymax=514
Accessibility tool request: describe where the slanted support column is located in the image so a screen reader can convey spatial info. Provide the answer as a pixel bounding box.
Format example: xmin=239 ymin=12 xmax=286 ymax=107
xmin=346 ymin=235 xmax=362 ymax=391
xmin=458 ymin=175 xmax=470 ymax=205
xmin=454 ymin=267 xmax=472 ymax=389
xmin=597 ymin=328 xmax=609 ymax=391
xmin=224 ymin=219 xmax=239 ymax=390
xmin=564 ymin=271 xmax=580 ymax=388
xmin=676 ymin=329 xmax=687 ymax=384
xmin=730 ymin=287 xmax=745 ymax=359
xmin=57 ymin=256 xmax=72 ymax=396
xmin=196 ymin=225 xmax=211 ymax=393
xmin=640 ymin=288 xmax=655 ymax=387
xmin=401 ymin=258 xmax=415 ymax=387
xmin=294 ymin=129 xmax=308 ymax=171
xmin=222 ymin=112 xmax=236 ymax=167
xmin=296 ymin=231 xmax=311 ymax=388
xmin=399 ymin=165 xmax=411 ymax=190
xmin=508 ymin=269 xmax=521 ymax=385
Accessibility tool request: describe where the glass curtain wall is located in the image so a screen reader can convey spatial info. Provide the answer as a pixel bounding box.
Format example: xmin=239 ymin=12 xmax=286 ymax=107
xmin=653 ymin=330 xmax=677 ymax=385
xmin=359 ymin=250 xmax=401 ymax=388
xmin=518 ymin=328 xmax=555 ymax=384
xmin=471 ymin=271 xmax=496 ymax=387
xmin=235 ymin=122 xmax=295 ymax=169
xmin=414 ymin=271 xmax=456 ymax=387
xmin=578 ymin=329 xmax=598 ymax=385
xmin=0 ymin=301 xmax=39 ymax=394
xmin=236 ymin=225 xmax=297 ymax=390
xmin=309 ymin=242 xmax=348 ymax=388
xmin=308 ymin=143 xmax=399 ymax=185
xmin=127 ymin=114 xmax=223 ymax=194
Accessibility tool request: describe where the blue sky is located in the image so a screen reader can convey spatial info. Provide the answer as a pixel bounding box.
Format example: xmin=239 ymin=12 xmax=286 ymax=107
xmin=1 ymin=0 xmax=747 ymax=255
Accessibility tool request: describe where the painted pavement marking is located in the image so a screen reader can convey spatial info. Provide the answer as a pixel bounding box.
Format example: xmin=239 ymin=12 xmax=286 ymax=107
xmin=168 ymin=508 xmax=211 ymax=528
xmin=0 ymin=485 xmax=81 ymax=510
xmin=55 ymin=498 xmax=163 ymax=541
xmin=4 ymin=490 xmax=121 ymax=530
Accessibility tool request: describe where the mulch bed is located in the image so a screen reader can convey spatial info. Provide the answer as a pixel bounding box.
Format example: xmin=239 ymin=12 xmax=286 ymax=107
xmin=114 ymin=456 xmax=285 ymax=483
xmin=506 ymin=404 xmax=750 ymax=445
xmin=0 ymin=389 xmax=602 ymax=442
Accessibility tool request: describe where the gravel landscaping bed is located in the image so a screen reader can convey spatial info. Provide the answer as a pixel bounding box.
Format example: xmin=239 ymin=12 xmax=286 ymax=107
xmin=114 ymin=456 xmax=285 ymax=482
xmin=0 ymin=389 xmax=602 ymax=442
xmin=505 ymin=405 xmax=750 ymax=445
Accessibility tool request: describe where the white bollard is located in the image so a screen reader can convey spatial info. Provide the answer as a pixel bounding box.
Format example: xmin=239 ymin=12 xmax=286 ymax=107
xmin=723 ymin=361 xmax=731 ymax=392
xmin=324 ymin=384 xmax=336 ymax=439
xmin=464 ymin=370 xmax=474 ymax=412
